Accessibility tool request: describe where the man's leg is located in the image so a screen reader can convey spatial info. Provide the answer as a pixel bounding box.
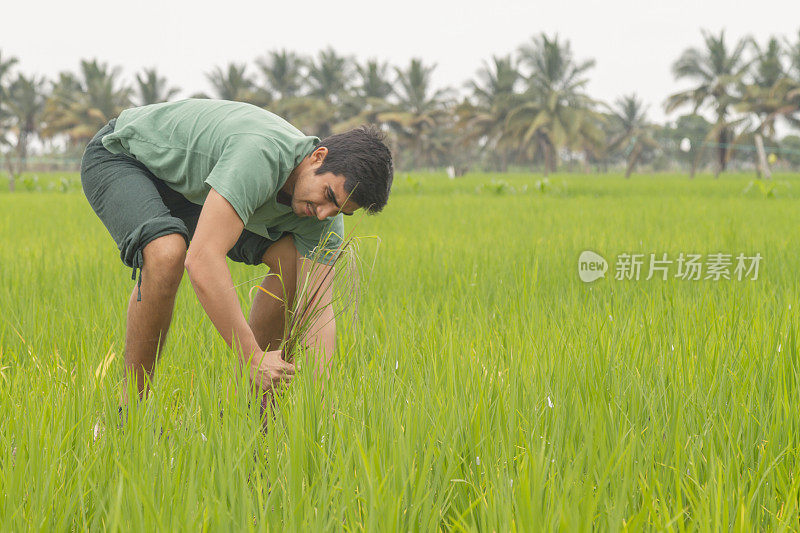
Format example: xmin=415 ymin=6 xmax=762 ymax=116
xmin=248 ymin=235 xmax=298 ymax=352
xmin=123 ymin=233 xmax=187 ymax=401
xmin=80 ymin=120 xmax=193 ymax=404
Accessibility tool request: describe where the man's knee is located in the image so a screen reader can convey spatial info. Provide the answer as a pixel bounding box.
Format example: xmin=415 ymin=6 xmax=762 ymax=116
xmin=261 ymin=235 xmax=298 ymax=300
xmin=262 ymin=235 xmax=297 ymax=275
xmin=142 ymin=234 xmax=187 ymax=289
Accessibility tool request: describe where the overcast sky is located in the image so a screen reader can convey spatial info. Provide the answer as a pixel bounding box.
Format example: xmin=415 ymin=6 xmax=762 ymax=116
xmin=2 ymin=0 xmax=798 ymax=123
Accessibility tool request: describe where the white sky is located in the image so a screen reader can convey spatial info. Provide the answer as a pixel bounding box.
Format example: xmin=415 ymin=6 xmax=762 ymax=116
xmin=2 ymin=0 xmax=798 ymax=124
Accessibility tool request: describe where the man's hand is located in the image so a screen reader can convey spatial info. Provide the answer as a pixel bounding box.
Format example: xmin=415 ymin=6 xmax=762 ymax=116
xmin=185 ymin=188 xmax=267 ymax=376
xmin=250 ymin=349 xmax=295 ymax=391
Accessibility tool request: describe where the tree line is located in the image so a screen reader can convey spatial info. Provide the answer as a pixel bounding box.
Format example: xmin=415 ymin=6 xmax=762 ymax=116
xmin=1 ymin=29 xmax=799 ymax=190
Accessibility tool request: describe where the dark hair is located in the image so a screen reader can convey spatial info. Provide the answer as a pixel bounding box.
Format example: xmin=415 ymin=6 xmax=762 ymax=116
xmin=316 ymin=125 xmax=393 ymax=213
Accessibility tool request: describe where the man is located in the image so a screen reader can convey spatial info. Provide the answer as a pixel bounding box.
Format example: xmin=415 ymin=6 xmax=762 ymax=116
xmin=80 ymin=98 xmax=393 ymax=401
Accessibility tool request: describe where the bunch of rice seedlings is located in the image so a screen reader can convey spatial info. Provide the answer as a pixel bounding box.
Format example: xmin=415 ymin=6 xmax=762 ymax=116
xmin=248 ymin=224 xmax=377 ymax=401
xmin=283 ymin=229 xmax=365 ymax=364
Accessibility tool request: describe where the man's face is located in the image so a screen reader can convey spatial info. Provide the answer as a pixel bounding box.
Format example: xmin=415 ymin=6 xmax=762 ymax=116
xmin=291 ymin=149 xmax=361 ymax=220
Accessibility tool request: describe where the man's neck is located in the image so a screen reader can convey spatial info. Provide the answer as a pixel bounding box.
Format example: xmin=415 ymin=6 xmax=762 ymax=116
xmin=282 ymin=157 xmax=305 ymax=196
xmin=276 ymin=189 xmax=292 ymax=206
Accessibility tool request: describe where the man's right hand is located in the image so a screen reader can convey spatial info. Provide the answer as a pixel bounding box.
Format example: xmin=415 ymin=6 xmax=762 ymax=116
xmin=251 ymin=349 xmax=295 ymax=391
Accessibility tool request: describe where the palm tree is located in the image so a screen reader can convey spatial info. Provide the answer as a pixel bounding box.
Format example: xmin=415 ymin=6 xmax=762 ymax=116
xmin=608 ymin=94 xmax=659 ymax=178
xmin=275 ymin=48 xmax=354 ymax=138
xmin=506 ymin=33 xmax=599 ymax=175
xmin=355 ymin=59 xmax=393 ymax=100
xmin=774 ymin=32 xmax=800 ymax=129
xmin=381 ymin=58 xmax=452 ymax=169
xmin=392 ymin=58 xmax=450 ymax=115
xmin=462 ymin=55 xmax=521 ymax=170
xmin=42 ymin=59 xmax=132 ymax=147
xmin=785 ymin=30 xmax=800 ymax=82
xmin=256 ymin=49 xmax=304 ymax=100
xmin=205 ymin=63 xmax=269 ymax=106
xmin=134 ymin=67 xmax=180 ymax=105
xmin=0 ymin=50 xmax=17 ymax=89
xmin=5 ymin=74 xmax=46 ymax=186
xmin=306 ymin=47 xmax=353 ymax=104
xmin=665 ymin=30 xmax=752 ymax=177
xmin=0 ymin=50 xmax=19 ymax=148
xmin=271 ymin=96 xmax=338 ymax=138
xmin=470 ymin=56 xmax=520 ymax=108
xmin=333 ymin=59 xmax=395 ymax=133
xmin=739 ymin=37 xmax=785 ymax=141
xmin=752 ymin=37 xmax=784 ymax=89
xmin=738 ymin=37 xmax=800 ymax=176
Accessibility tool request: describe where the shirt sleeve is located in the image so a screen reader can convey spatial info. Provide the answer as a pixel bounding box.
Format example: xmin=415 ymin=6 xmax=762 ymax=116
xmin=293 ymin=214 xmax=345 ymax=266
xmin=203 ymin=136 xmax=281 ymax=225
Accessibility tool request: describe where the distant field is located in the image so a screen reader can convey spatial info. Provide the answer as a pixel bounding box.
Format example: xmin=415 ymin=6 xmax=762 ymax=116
xmin=1 ymin=172 xmax=799 ymax=530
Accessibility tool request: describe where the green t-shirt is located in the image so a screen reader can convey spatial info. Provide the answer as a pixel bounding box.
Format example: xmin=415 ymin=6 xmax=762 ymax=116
xmin=101 ymin=98 xmax=344 ymax=263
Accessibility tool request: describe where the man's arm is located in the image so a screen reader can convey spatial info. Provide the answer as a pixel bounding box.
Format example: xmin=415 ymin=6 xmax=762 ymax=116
xmin=294 ymin=256 xmax=337 ymax=380
xmin=185 ymin=188 xmax=294 ymax=390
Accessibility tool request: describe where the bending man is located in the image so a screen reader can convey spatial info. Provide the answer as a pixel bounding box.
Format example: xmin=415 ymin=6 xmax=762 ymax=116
xmin=80 ymin=98 xmax=393 ymax=400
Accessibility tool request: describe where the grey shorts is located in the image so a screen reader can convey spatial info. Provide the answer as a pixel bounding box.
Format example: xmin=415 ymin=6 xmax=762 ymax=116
xmin=80 ymin=119 xmax=279 ymax=300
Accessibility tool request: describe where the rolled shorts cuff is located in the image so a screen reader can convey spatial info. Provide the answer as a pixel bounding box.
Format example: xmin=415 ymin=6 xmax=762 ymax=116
xmin=119 ymin=216 xmax=190 ymax=301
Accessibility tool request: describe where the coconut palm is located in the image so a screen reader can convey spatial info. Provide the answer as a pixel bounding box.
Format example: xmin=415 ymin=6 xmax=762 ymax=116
xmin=355 ymin=59 xmax=393 ymax=100
xmin=271 ymin=96 xmax=339 ymax=138
xmin=0 ymin=50 xmax=17 ymax=90
xmin=256 ymin=49 xmax=304 ymax=100
xmin=470 ymin=55 xmax=520 ymax=109
xmin=134 ymin=67 xmax=180 ymax=106
xmin=392 ymin=58 xmax=450 ymax=115
xmin=737 ymin=38 xmax=788 ymax=135
xmin=0 ymin=50 xmax=19 ymax=146
xmin=284 ymin=48 xmax=355 ymax=138
xmin=745 ymin=79 xmax=800 ymax=135
xmin=608 ymin=94 xmax=659 ymax=177
xmin=381 ymin=58 xmax=452 ymax=169
xmin=736 ymin=37 xmax=800 ymax=176
xmin=665 ymin=30 xmax=752 ymax=176
xmin=772 ymin=32 xmax=800 ymax=129
xmin=306 ymin=47 xmax=353 ymax=104
xmin=752 ymin=37 xmax=785 ymax=89
xmin=42 ymin=59 xmax=132 ymax=147
xmin=5 ymin=74 xmax=46 ymax=185
xmin=421 ymin=113 xmax=462 ymax=169
xmin=785 ymin=30 xmax=800 ymax=81
xmin=333 ymin=60 xmax=395 ymax=133
xmin=206 ymin=63 xmax=269 ymax=106
xmin=462 ymin=55 xmax=521 ymax=170
xmin=506 ymin=33 xmax=599 ymax=175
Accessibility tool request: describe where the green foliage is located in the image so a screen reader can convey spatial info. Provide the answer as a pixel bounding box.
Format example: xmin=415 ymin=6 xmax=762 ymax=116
xmin=742 ymin=179 xmax=790 ymax=198
xmin=2 ymin=171 xmax=799 ymax=529
xmin=402 ymin=175 xmax=422 ymax=194
xmin=779 ymin=134 xmax=800 ymax=165
xmin=506 ymin=33 xmax=602 ymax=175
xmin=477 ymin=178 xmax=514 ymax=195
xmin=134 ymin=68 xmax=180 ymax=106
xmin=1 ymin=171 xmax=80 ymax=192
xmin=20 ymin=174 xmax=39 ymax=191
xmin=7 ymin=32 xmax=800 ymax=178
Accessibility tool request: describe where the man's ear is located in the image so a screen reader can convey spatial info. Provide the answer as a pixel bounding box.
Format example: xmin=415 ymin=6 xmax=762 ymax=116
xmin=311 ymin=146 xmax=328 ymax=167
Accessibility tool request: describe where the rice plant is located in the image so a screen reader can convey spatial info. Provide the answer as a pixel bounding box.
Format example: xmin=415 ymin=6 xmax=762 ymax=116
xmin=0 ymin=171 xmax=799 ymax=530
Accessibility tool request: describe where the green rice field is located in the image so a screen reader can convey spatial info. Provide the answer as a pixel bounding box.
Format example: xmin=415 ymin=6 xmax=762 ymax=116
xmin=1 ymin=171 xmax=799 ymax=530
